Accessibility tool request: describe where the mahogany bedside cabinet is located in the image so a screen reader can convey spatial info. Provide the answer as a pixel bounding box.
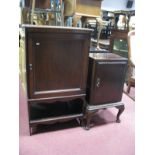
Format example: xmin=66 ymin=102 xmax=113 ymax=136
xmin=83 ymin=53 xmax=128 ymax=130
xmin=19 ymin=24 xmax=92 ymax=135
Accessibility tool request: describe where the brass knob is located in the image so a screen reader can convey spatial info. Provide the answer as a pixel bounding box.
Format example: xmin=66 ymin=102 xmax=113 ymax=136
xmin=96 ymin=78 xmax=101 ymax=87
xmin=36 ymin=42 xmax=40 ymax=46
xmin=29 ymin=64 xmax=32 ymax=70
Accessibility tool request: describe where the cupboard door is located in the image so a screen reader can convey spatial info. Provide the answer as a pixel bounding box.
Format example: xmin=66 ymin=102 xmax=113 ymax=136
xmin=27 ymin=33 xmax=89 ymax=99
xmin=92 ymin=61 xmax=127 ymax=104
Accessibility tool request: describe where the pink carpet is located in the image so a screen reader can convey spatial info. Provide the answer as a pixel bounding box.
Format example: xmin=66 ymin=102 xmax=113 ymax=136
xmin=19 ymin=83 xmax=135 ymax=155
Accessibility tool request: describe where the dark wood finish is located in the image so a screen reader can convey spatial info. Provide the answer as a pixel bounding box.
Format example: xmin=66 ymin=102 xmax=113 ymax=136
xmin=83 ymin=102 xmax=125 ymax=130
xmin=29 ymin=100 xmax=84 ymax=125
xmin=20 ymin=24 xmax=92 ymax=134
xmin=116 ymin=104 xmax=125 ymax=123
xmin=84 ymin=53 xmax=127 ymax=129
xmin=27 ymin=32 xmax=89 ymax=99
xmin=87 ymin=53 xmax=128 ymax=105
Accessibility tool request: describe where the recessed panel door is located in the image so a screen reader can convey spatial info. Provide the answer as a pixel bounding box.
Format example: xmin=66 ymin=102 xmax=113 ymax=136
xmin=92 ymin=61 xmax=127 ymax=105
xmin=27 ymin=32 xmax=89 ymax=99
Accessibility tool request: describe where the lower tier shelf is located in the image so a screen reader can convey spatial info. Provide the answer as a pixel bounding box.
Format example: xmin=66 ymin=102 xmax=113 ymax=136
xmin=29 ymin=99 xmax=83 ymax=126
xmin=30 ymin=114 xmax=83 ymax=126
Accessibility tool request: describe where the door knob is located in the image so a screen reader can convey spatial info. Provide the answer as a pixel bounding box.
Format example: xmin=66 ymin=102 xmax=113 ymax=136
xmin=96 ymin=78 xmax=101 ymax=87
xmin=36 ymin=42 xmax=40 ymax=46
xmin=29 ymin=64 xmax=32 ymax=70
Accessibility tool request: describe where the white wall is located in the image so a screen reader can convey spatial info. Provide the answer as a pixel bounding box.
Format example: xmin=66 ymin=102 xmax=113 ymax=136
xmin=101 ymin=0 xmax=135 ymax=11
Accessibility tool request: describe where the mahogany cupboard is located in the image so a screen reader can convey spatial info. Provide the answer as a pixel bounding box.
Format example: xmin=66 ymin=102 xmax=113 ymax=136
xmin=84 ymin=53 xmax=128 ymax=129
xmin=19 ymin=25 xmax=92 ymax=134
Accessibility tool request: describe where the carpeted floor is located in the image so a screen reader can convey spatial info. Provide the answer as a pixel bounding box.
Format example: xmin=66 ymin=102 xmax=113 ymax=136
xmin=19 ymin=83 xmax=135 ymax=155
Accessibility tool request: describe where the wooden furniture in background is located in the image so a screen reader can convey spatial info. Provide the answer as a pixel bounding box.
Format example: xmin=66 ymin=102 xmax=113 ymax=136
xmin=83 ymin=53 xmax=128 ymax=129
xmin=25 ymin=0 xmax=51 ymax=9
xmin=127 ymin=30 xmax=135 ymax=93
xmin=21 ymin=0 xmax=64 ymax=25
xmin=67 ymin=0 xmax=102 ymax=27
xmin=109 ymin=29 xmax=128 ymax=58
xmin=75 ymin=0 xmax=102 ymax=17
xmin=64 ymin=0 xmax=76 ymax=16
xmin=113 ymin=10 xmax=135 ymax=30
xmin=19 ymin=24 xmax=92 ymax=134
xmin=19 ymin=29 xmax=27 ymax=92
xmin=91 ymin=39 xmax=110 ymax=51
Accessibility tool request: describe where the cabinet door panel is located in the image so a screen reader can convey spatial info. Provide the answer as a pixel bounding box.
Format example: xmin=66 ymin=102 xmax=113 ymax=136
xmin=27 ymin=33 xmax=89 ymax=99
xmin=92 ymin=61 xmax=127 ymax=104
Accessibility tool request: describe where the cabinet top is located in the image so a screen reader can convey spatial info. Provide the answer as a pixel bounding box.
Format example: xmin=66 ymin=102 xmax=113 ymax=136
xmin=89 ymin=53 xmax=128 ymax=61
xmin=20 ymin=24 xmax=93 ymax=33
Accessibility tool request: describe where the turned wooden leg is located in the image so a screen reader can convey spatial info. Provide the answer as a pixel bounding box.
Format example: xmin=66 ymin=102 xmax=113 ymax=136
xmin=116 ymin=105 xmax=125 ymax=123
xmin=81 ymin=100 xmax=87 ymax=128
xmin=85 ymin=110 xmax=98 ymax=130
xmin=85 ymin=111 xmax=92 ymax=130
xmin=81 ymin=118 xmax=85 ymax=128
xmin=127 ymin=82 xmax=131 ymax=93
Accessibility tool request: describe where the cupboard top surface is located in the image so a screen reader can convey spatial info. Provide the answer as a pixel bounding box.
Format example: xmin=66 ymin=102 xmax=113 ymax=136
xmin=89 ymin=53 xmax=128 ymax=61
xmin=20 ymin=24 xmax=93 ymax=33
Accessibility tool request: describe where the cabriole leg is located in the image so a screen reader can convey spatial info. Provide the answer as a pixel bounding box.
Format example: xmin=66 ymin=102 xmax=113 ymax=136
xmin=116 ymin=105 xmax=125 ymax=123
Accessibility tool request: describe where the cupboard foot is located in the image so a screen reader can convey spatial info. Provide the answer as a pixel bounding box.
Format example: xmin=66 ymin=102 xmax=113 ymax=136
xmin=116 ymin=105 xmax=125 ymax=123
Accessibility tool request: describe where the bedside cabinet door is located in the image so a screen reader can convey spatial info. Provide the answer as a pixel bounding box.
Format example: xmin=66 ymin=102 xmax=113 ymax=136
xmin=27 ymin=32 xmax=89 ymax=99
xmin=92 ymin=61 xmax=127 ymax=104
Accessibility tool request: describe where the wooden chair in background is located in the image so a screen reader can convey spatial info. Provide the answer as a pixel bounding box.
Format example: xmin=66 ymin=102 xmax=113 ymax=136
xmin=127 ymin=30 xmax=135 ymax=93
